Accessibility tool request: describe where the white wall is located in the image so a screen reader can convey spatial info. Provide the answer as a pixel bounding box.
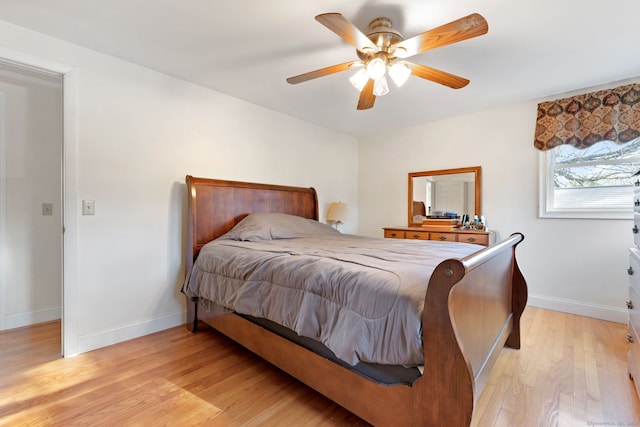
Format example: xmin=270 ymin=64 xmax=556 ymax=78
xmin=0 ymin=66 xmax=62 ymax=330
xmin=359 ymin=92 xmax=634 ymax=323
xmin=0 ymin=20 xmax=359 ymax=354
xmin=0 ymin=15 xmax=631 ymax=357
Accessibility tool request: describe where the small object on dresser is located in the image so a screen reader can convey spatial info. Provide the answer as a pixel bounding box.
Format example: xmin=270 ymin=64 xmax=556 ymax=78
xmin=422 ymin=216 xmax=460 ymax=231
xmin=462 ymin=215 xmax=487 ymax=231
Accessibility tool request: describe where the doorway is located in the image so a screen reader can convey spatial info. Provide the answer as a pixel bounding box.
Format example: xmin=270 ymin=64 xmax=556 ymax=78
xmin=0 ymin=61 xmax=63 ymax=357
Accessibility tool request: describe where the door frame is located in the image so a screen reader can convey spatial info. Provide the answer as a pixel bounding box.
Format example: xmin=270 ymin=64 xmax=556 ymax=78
xmin=0 ymin=47 xmax=79 ymax=356
xmin=0 ymin=91 xmax=5 ymax=332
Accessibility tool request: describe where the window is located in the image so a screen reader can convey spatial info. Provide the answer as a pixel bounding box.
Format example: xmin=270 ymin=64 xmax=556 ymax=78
xmin=535 ymin=82 xmax=640 ymax=218
xmin=540 ymin=137 xmax=640 ymax=219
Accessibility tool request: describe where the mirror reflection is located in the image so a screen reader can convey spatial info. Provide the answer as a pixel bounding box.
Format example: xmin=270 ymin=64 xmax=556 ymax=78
xmin=408 ymin=167 xmax=482 ymax=227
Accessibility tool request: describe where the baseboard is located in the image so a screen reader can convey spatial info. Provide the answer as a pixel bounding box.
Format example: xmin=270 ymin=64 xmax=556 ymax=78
xmin=4 ymin=307 xmax=61 ymax=330
xmin=527 ymin=294 xmax=628 ymax=324
xmin=77 ymin=310 xmax=185 ymax=355
xmin=55 ymin=296 xmax=631 ymax=355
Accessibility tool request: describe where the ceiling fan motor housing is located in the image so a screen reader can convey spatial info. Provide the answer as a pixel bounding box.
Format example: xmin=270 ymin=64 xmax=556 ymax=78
xmin=356 ymin=17 xmax=404 ymax=63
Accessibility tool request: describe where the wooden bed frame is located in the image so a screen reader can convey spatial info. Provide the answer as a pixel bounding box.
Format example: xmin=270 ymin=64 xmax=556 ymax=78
xmin=184 ymin=175 xmax=527 ymax=426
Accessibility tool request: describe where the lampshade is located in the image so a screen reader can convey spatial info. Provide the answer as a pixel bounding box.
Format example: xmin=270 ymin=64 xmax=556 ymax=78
xmin=388 ymin=62 xmax=411 ymax=87
xmin=327 ymin=202 xmax=349 ymax=223
xmin=373 ymin=76 xmax=389 ymax=96
xmin=366 ymin=57 xmax=386 ymax=80
xmin=349 ymin=68 xmax=368 ymax=92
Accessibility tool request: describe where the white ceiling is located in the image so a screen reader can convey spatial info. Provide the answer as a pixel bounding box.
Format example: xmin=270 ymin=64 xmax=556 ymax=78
xmin=0 ymin=0 xmax=638 ymax=137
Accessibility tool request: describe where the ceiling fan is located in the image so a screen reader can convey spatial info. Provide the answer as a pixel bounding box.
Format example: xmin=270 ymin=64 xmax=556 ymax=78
xmin=286 ymin=12 xmax=488 ymax=110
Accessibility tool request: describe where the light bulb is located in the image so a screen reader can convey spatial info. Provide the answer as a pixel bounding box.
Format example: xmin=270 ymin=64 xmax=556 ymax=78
xmin=373 ymin=76 xmax=389 ymax=96
xmin=388 ymin=62 xmax=411 ymax=87
xmin=392 ymin=46 xmax=408 ymax=58
xmin=366 ymin=57 xmax=386 ymax=80
xmin=349 ymin=68 xmax=368 ymax=92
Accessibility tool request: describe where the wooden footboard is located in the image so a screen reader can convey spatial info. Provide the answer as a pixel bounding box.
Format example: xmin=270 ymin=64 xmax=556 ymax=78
xmin=415 ymin=232 xmax=526 ymax=426
xmin=183 ymin=176 xmax=527 ymax=426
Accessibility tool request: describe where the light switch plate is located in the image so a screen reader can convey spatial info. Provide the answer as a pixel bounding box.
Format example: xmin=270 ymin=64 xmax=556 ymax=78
xmin=82 ymin=200 xmax=95 ymax=215
xmin=42 ymin=203 xmax=53 ymax=216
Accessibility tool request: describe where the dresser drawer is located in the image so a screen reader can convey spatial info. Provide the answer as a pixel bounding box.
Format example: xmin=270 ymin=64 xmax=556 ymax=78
xmin=430 ymin=232 xmax=456 ymax=243
xmin=384 ymin=229 xmax=406 ymax=239
xmin=630 ymin=248 xmax=640 ymax=296
xmin=634 ymin=214 xmax=640 ymax=247
xmin=405 ymin=230 xmax=430 ymax=240
xmin=383 ymin=227 xmax=493 ymax=246
xmin=630 ymin=286 xmax=639 ymax=343
xmin=458 ymin=233 xmax=489 ymax=246
xmin=629 ymin=285 xmax=640 ymax=397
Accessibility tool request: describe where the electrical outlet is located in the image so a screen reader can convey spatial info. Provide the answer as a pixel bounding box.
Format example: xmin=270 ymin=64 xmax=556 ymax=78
xmin=42 ymin=203 xmax=53 ymax=216
xmin=82 ymin=200 xmax=95 ymax=215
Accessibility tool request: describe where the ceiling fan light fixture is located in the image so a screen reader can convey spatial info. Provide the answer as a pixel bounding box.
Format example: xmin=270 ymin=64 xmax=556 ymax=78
xmin=349 ymin=68 xmax=369 ymax=92
xmin=388 ymin=62 xmax=411 ymax=87
xmin=392 ymin=46 xmax=408 ymax=58
xmin=373 ymin=76 xmax=389 ymax=96
xmin=366 ymin=57 xmax=387 ymax=80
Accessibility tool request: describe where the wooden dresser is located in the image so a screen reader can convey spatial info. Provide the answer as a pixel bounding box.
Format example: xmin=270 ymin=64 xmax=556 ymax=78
xmin=383 ymin=226 xmax=495 ymax=247
xmin=628 ymin=178 xmax=640 ymax=399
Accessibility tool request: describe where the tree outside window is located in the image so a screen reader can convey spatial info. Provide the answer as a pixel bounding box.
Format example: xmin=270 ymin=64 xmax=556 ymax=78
xmin=541 ymin=137 xmax=640 ymax=218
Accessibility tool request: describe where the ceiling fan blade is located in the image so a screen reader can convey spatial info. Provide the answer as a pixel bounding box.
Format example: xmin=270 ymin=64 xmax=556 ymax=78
xmin=315 ymin=13 xmax=378 ymax=53
xmin=357 ymin=79 xmax=376 ymax=110
xmin=392 ymin=13 xmax=488 ymax=58
xmin=287 ymin=61 xmax=360 ymax=84
xmin=405 ymin=62 xmax=470 ymax=89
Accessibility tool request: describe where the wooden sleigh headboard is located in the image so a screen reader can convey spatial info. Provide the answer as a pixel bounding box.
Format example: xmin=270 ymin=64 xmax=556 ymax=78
xmin=185 ymin=175 xmax=319 ymax=266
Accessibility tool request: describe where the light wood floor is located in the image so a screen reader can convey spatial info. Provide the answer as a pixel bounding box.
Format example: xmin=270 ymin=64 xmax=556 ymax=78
xmin=1 ymin=307 xmax=638 ymax=426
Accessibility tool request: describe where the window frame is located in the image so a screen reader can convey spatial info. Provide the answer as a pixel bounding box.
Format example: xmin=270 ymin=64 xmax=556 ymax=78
xmin=538 ymin=148 xmax=634 ymax=220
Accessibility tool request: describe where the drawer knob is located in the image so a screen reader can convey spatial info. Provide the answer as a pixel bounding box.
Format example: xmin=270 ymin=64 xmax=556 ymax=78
xmin=628 ymin=267 xmax=634 ymax=275
xmin=390 ymin=233 xmax=397 ymax=237
xmin=439 ymin=236 xmax=447 ymax=241
xmin=636 ymin=199 xmax=640 ymax=207
xmin=636 ymin=179 xmax=640 ymax=187
xmin=629 ymin=333 xmax=635 ymax=344
xmin=467 ymin=237 xmax=476 ymax=243
xmin=412 ymin=234 xmax=420 ymax=239
xmin=628 ymin=300 xmax=635 ymax=309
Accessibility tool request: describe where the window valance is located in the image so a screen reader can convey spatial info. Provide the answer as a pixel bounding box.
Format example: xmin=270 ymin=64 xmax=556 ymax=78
xmin=534 ymin=83 xmax=640 ymax=151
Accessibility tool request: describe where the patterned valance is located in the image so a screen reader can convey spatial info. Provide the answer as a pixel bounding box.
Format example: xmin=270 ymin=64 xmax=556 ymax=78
xmin=534 ymin=83 xmax=640 ymax=151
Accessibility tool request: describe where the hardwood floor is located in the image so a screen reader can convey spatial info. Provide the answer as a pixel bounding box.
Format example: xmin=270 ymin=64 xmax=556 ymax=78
xmin=1 ymin=307 xmax=638 ymax=426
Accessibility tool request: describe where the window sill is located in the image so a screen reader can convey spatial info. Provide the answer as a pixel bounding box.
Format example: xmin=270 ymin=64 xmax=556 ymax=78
xmin=539 ymin=208 xmax=633 ymax=220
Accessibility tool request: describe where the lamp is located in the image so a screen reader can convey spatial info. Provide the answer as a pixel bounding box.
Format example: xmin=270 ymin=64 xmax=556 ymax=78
xmin=327 ymin=202 xmax=349 ymax=232
xmin=388 ymin=61 xmax=411 ymax=87
xmin=349 ymin=68 xmax=368 ymax=91
xmin=366 ymin=57 xmax=386 ymax=80
xmin=373 ymin=76 xmax=389 ymax=96
xmin=349 ymin=59 xmax=410 ymax=96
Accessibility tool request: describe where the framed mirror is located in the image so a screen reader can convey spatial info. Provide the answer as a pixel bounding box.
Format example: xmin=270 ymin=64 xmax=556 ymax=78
xmin=408 ymin=166 xmax=482 ymax=227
